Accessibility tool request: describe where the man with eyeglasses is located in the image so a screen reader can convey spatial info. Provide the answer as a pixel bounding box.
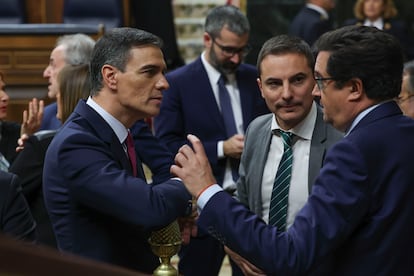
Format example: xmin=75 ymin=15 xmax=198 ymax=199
xmin=172 ymin=25 xmax=414 ymax=275
xmin=154 ymin=4 xmax=269 ymax=276
xmin=397 ymin=60 xmax=414 ymax=118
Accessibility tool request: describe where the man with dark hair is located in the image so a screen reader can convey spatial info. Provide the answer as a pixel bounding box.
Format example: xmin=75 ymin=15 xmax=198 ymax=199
xmin=43 ymin=28 xmax=191 ymax=274
xmin=172 ymin=25 xmax=414 ymax=274
xmin=154 ymin=5 xmax=269 ymax=276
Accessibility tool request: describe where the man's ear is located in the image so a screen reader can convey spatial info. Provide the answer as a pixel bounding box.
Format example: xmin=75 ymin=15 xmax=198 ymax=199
xmin=348 ymin=78 xmax=364 ymax=101
xmin=102 ymin=65 xmax=117 ymax=90
xmin=257 ymin=77 xmax=265 ymax=99
xmin=204 ymin=32 xmax=212 ymax=48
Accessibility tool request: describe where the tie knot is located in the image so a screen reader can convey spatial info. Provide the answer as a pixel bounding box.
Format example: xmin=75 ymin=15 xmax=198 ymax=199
xmin=218 ymin=74 xmax=227 ymax=86
xmin=275 ymin=130 xmax=293 ymax=147
xmin=126 ymin=130 xmax=134 ymax=147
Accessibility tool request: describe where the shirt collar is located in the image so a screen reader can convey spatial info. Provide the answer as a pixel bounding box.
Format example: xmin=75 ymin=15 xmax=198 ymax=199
xmin=86 ymin=96 xmax=128 ymax=143
xmin=364 ymin=18 xmax=384 ymax=30
xmin=345 ymin=102 xmax=386 ymax=136
xmin=201 ymin=51 xmax=236 ymax=84
xmin=271 ymin=101 xmax=317 ymax=140
xmin=306 ymin=3 xmax=329 ymax=20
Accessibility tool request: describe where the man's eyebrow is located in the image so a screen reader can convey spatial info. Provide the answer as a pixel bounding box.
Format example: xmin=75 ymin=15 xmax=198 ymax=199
xmin=139 ymin=64 xmax=164 ymax=71
xmin=263 ymin=77 xmax=281 ymax=83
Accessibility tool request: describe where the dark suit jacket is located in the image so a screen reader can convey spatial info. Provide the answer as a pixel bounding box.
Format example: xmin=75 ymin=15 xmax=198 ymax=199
xmin=154 ymin=57 xmax=269 ymax=185
xmin=0 ymin=121 xmax=20 ymax=165
xmin=9 ymin=130 xmax=57 ymax=248
xmin=130 ymin=120 xmax=174 ymax=184
xmin=198 ymin=101 xmax=414 ymax=275
xmin=40 ymin=102 xmax=62 ymax=130
xmin=237 ymin=106 xmax=343 ymax=216
xmin=289 ymin=6 xmax=333 ymax=46
xmin=343 ymin=18 xmax=414 ymax=60
xmin=9 ymin=119 xmax=173 ymax=249
xmin=0 ymin=171 xmax=36 ymax=241
xmin=43 ymin=100 xmax=191 ymax=273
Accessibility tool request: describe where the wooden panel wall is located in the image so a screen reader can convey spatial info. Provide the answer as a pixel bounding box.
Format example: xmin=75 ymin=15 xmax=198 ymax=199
xmin=3 ymin=0 xmax=130 ymax=123
xmin=25 ymin=0 xmax=129 ymax=25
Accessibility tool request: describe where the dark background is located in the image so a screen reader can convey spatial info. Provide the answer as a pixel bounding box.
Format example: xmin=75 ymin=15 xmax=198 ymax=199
xmin=245 ymin=0 xmax=414 ymax=65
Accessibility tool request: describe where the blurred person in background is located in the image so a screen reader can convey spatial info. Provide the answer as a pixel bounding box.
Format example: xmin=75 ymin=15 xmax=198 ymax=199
xmin=343 ymin=0 xmax=414 ymax=60
xmin=396 ymin=60 xmax=414 ymax=118
xmin=0 ymin=170 xmax=36 ymax=242
xmin=10 ymin=64 xmax=91 ymax=248
xmin=0 ymin=72 xmax=43 ymax=170
xmin=40 ymin=33 xmax=95 ymax=131
xmin=289 ymin=0 xmax=336 ymax=47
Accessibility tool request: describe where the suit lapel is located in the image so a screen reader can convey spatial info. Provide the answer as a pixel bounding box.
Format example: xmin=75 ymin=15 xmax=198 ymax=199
xmin=74 ymin=100 xmax=146 ymax=180
xmin=308 ymin=107 xmax=328 ymax=193
xmin=193 ymin=59 xmax=226 ymax=132
xmin=249 ymin=115 xmax=272 ymax=214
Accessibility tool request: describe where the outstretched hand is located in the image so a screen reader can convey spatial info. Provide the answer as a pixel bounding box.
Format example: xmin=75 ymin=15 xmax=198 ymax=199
xmin=171 ymin=134 xmax=216 ymax=198
xmin=20 ymin=98 xmax=44 ymax=136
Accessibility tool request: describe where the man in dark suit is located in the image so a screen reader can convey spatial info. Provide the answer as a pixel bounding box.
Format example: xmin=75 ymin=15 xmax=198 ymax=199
xmin=172 ymin=25 xmax=414 ymax=275
xmin=43 ymin=28 xmax=191 ymax=274
xmin=154 ymin=5 xmax=269 ymax=276
xmin=289 ymin=0 xmax=335 ymax=47
xmin=0 ymin=171 xmax=36 ymax=241
xmin=130 ymin=0 xmax=184 ymax=70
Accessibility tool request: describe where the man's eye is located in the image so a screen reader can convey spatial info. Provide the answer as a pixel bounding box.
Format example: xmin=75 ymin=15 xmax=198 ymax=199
xmin=292 ymin=77 xmax=305 ymax=84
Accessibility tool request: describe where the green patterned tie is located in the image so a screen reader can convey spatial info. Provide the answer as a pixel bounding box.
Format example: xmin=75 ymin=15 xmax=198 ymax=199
xmin=268 ymin=130 xmax=294 ymax=230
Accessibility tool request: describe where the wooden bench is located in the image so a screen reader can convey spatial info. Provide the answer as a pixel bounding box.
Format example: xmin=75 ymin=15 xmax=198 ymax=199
xmin=0 ymin=23 xmax=103 ymax=122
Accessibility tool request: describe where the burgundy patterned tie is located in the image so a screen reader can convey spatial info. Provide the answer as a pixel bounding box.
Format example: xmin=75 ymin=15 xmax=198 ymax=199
xmin=126 ymin=130 xmax=137 ymax=177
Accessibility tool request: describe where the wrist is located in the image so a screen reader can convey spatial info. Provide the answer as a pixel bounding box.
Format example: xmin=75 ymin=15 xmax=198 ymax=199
xmin=196 ymin=183 xmax=215 ymax=200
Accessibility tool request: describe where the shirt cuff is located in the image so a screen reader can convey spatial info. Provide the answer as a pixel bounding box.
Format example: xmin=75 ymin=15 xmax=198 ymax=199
xmin=197 ymin=184 xmax=222 ymax=212
xmin=217 ymin=140 xmax=224 ymax=158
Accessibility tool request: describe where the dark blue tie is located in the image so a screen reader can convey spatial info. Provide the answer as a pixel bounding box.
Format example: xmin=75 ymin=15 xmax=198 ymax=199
xmin=218 ymin=75 xmax=238 ymax=137
xmin=218 ymin=75 xmax=239 ymax=181
xmin=268 ymin=130 xmax=294 ymax=230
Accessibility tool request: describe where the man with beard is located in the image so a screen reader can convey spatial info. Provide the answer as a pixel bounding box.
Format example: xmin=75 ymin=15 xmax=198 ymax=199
xmin=154 ymin=5 xmax=269 ymax=276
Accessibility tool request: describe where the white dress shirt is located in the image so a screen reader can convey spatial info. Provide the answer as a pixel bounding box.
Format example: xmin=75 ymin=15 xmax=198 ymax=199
xmin=201 ymin=52 xmax=244 ymax=190
xmin=261 ymin=102 xmax=317 ymax=228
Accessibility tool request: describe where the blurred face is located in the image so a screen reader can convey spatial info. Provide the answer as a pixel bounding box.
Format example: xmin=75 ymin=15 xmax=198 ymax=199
xmin=363 ymin=0 xmax=384 ymax=21
xmin=0 ymin=75 xmax=9 ymax=120
xmin=43 ymin=45 xmax=67 ymax=99
xmin=204 ymin=27 xmax=249 ymax=75
xmin=113 ymin=46 xmax=169 ymax=121
xmin=257 ymin=53 xmax=315 ymax=130
xmin=312 ymin=51 xmax=353 ymax=132
xmin=320 ymin=0 xmax=336 ymax=11
xmin=397 ymin=71 xmax=414 ymax=118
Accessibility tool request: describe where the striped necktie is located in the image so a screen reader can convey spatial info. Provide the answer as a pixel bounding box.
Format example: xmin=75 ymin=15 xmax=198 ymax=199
xmin=268 ymin=130 xmax=294 ymax=230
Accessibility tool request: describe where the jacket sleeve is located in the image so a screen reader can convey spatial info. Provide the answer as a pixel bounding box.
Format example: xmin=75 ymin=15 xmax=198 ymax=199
xmin=0 ymin=172 xmax=36 ymax=242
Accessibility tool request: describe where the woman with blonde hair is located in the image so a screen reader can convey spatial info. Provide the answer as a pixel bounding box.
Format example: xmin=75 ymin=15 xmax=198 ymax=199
xmin=343 ymin=0 xmax=414 ymax=60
